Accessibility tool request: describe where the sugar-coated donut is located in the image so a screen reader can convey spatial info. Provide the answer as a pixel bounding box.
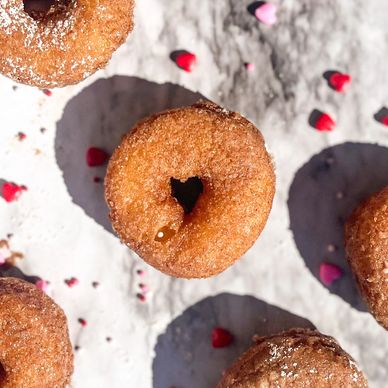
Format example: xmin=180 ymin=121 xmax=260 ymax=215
xmin=0 ymin=277 xmax=73 ymax=387
xmin=345 ymin=186 xmax=388 ymax=329
xmin=105 ymin=101 xmax=275 ymax=278
xmin=0 ymin=0 xmax=134 ymax=87
xmin=218 ymin=328 xmax=368 ymax=388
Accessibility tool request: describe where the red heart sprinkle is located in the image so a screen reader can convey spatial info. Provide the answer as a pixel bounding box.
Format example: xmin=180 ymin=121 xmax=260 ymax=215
xmin=78 ymin=318 xmax=87 ymax=327
xmin=382 ymin=116 xmax=388 ymax=127
xmin=211 ymin=327 xmax=234 ymax=348
xmin=319 ymin=262 xmax=343 ymax=286
xmin=2 ymin=182 xmax=27 ymax=203
xmin=86 ymin=147 xmax=109 ymax=167
xmin=315 ymin=113 xmax=336 ymax=132
xmin=65 ymin=277 xmax=79 ymax=287
xmin=175 ymin=52 xmax=197 ymax=72
xmin=42 ymin=89 xmax=52 ymax=96
xmin=329 ymin=72 xmax=351 ymax=92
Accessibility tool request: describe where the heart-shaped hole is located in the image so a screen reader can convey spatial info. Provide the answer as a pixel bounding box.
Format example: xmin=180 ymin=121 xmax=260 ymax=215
xmin=170 ymin=176 xmax=204 ymax=215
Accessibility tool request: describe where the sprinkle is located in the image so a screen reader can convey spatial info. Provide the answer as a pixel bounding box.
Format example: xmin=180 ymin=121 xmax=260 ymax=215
xmin=42 ymin=89 xmax=52 ymax=96
xmin=328 ymin=72 xmax=351 ymax=93
xmin=86 ymin=147 xmax=109 ymax=167
xmin=65 ymin=277 xmax=79 ymax=287
xmin=315 ymin=113 xmax=336 ymax=132
xmin=78 ymin=318 xmax=87 ymax=327
xmin=16 ymin=132 xmax=26 ymax=141
xmin=40 ymin=127 xmax=47 ymax=134
xmin=74 ymin=345 xmax=81 ymax=351
xmin=327 ymin=244 xmax=337 ymax=253
xmin=36 ymin=279 xmax=49 ymax=292
xmin=255 ymin=3 xmax=277 ymax=26
xmin=1 ymin=182 xmax=27 ymax=203
xmin=92 ymin=281 xmax=100 ymax=288
xmin=136 ymin=269 xmax=146 ymax=277
xmin=137 ymin=293 xmax=146 ymax=302
xmin=319 ymin=262 xmax=343 ymax=286
xmin=211 ymin=327 xmax=234 ymax=348
xmin=106 ymin=337 xmax=112 ymax=342
xmin=93 ymin=176 xmax=102 ymax=183
xmin=175 ymin=52 xmax=197 ymax=72
xmin=139 ymin=283 xmax=150 ymax=293
xmin=245 ymin=62 xmax=255 ymax=71
xmin=382 ymin=116 xmax=388 ymax=127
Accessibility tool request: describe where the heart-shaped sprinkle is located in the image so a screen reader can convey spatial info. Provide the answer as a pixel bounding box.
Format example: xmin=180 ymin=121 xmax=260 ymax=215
xmin=319 ymin=262 xmax=343 ymax=286
xmin=245 ymin=62 xmax=255 ymax=71
xmin=175 ymin=52 xmax=197 ymax=72
xmin=315 ymin=113 xmax=336 ymax=132
xmin=329 ymin=72 xmax=352 ymax=92
xmin=212 ymin=327 xmax=234 ymax=348
xmin=65 ymin=277 xmax=79 ymax=287
xmin=255 ymin=3 xmax=277 ymax=26
xmin=36 ymin=279 xmax=49 ymax=293
xmin=78 ymin=318 xmax=87 ymax=327
xmin=382 ymin=116 xmax=388 ymax=127
xmin=2 ymin=182 xmax=27 ymax=203
xmin=86 ymin=147 xmax=109 ymax=167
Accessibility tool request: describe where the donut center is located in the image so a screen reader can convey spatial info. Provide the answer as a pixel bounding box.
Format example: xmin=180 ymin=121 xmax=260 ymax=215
xmin=23 ymin=0 xmax=69 ymax=20
xmin=0 ymin=362 xmax=5 ymax=383
xmin=170 ymin=177 xmax=204 ymax=215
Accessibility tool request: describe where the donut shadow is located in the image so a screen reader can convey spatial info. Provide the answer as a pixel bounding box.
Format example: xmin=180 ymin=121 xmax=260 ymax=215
xmin=288 ymin=142 xmax=388 ymax=311
xmin=0 ymin=263 xmax=40 ymax=284
xmin=152 ymin=293 xmax=314 ymax=388
xmin=55 ymin=76 xmax=204 ymax=233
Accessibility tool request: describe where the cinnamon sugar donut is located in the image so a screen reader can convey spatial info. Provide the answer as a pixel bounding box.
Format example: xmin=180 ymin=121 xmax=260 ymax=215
xmin=218 ymin=328 xmax=368 ymax=388
xmin=0 ymin=277 xmax=73 ymax=387
xmin=345 ymin=186 xmax=388 ymax=329
xmin=105 ymin=101 xmax=275 ymax=278
xmin=0 ymin=0 xmax=134 ymax=87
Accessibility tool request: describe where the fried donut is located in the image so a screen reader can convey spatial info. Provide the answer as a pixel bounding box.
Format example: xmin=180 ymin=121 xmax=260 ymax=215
xmin=345 ymin=186 xmax=388 ymax=329
xmin=218 ymin=328 xmax=368 ymax=388
xmin=105 ymin=101 xmax=275 ymax=278
xmin=0 ymin=277 xmax=73 ymax=387
xmin=0 ymin=0 xmax=134 ymax=87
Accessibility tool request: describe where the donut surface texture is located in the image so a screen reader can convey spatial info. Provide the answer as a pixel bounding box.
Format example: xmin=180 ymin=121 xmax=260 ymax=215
xmin=0 ymin=0 xmax=135 ymax=87
xmin=218 ymin=328 xmax=368 ymax=388
xmin=0 ymin=277 xmax=73 ymax=387
xmin=105 ymin=101 xmax=276 ymax=278
xmin=345 ymin=186 xmax=388 ymax=329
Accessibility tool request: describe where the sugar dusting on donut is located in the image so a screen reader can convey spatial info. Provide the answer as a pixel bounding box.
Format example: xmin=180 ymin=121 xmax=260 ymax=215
xmin=0 ymin=0 xmax=135 ymax=87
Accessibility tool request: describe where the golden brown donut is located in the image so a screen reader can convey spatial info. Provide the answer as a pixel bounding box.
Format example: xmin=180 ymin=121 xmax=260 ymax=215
xmin=0 ymin=0 xmax=134 ymax=87
xmin=0 ymin=277 xmax=73 ymax=387
xmin=105 ymin=101 xmax=275 ymax=278
xmin=345 ymin=186 xmax=388 ymax=329
xmin=218 ymin=328 xmax=368 ymax=388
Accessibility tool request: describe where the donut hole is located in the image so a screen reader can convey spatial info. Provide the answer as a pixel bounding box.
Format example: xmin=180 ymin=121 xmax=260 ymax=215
xmin=0 ymin=362 xmax=6 ymax=383
xmin=170 ymin=177 xmax=204 ymax=215
xmin=23 ymin=0 xmax=70 ymax=20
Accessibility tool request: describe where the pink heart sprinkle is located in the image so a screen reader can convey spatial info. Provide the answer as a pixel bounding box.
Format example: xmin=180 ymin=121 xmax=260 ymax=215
xmin=319 ymin=262 xmax=343 ymax=286
xmin=245 ymin=63 xmax=255 ymax=71
xmin=36 ymin=279 xmax=49 ymax=293
xmin=255 ymin=3 xmax=277 ymax=26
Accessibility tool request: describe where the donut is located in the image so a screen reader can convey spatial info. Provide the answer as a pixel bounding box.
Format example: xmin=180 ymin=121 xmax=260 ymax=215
xmin=345 ymin=186 xmax=388 ymax=329
xmin=0 ymin=0 xmax=135 ymax=87
xmin=0 ymin=277 xmax=73 ymax=387
xmin=105 ymin=101 xmax=275 ymax=278
xmin=218 ymin=328 xmax=368 ymax=388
